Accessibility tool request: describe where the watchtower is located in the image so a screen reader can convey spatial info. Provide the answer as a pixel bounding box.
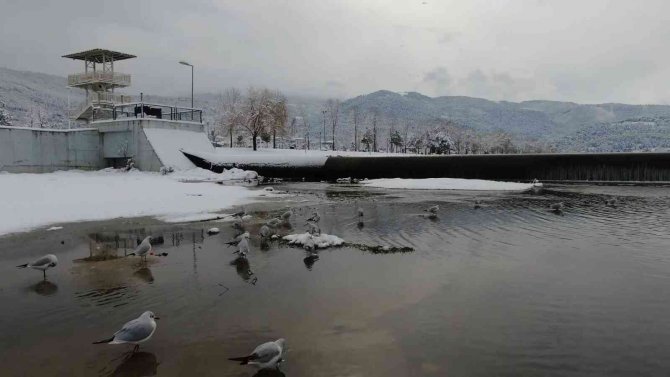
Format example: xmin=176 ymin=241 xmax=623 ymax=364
xmin=63 ymin=49 xmax=136 ymax=122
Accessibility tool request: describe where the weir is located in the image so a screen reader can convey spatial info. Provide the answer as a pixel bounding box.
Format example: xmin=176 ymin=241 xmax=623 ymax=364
xmin=182 ymin=151 xmax=670 ymax=182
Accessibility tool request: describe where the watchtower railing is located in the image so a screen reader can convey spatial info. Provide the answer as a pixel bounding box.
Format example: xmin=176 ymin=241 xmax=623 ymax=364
xmin=67 ymin=72 xmax=131 ymax=87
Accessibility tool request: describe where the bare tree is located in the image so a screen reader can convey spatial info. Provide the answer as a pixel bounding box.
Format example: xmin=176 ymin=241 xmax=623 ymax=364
xmin=326 ymin=99 xmax=340 ymax=150
xmin=300 ymin=106 xmax=311 ymax=150
xmin=369 ymin=107 xmax=379 ymax=152
xmin=402 ymin=120 xmax=412 ymax=153
xmin=350 ymin=104 xmax=362 ymax=151
xmin=270 ymin=91 xmax=288 ymax=149
xmin=0 ymin=102 xmax=11 ymax=127
xmin=220 ymin=88 xmax=243 ymax=148
xmin=242 ymin=88 xmax=274 ymax=151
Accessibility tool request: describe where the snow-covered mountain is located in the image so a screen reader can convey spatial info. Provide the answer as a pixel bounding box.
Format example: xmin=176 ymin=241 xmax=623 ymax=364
xmin=3 ymin=66 xmax=670 ymax=152
xmin=0 ymin=67 xmax=82 ymax=128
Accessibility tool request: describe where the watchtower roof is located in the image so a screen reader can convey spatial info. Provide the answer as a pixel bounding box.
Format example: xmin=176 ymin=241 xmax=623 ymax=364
xmin=62 ymin=49 xmax=136 ymax=63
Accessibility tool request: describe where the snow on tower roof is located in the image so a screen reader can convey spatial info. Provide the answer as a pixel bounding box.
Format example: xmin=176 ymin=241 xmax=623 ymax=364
xmin=62 ymin=49 xmax=136 ymax=63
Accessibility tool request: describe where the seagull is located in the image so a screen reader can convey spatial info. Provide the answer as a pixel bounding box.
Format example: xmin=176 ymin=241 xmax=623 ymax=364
xmin=229 ymin=338 xmax=286 ymax=370
xmin=550 ymin=202 xmax=564 ymax=213
xmin=17 ymin=254 xmax=58 ymax=279
xmin=306 ymin=222 xmax=321 ymax=236
xmin=424 ymin=205 xmax=439 ymax=214
xmin=93 ymin=311 xmax=159 ymax=352
xmin=307 ymin=211 xmax=321 ymax=223
xmin=281 ymin=211 xmax=292 ymax=221
xmin=266 ymin=218 xmax=282 ymax=228
xmin=225 ymin=232 xmax=250 ymax=247
xmin=236 ymin=237 xmax=250 ymax=257
xmin=303 ymin=234 xmax=316 ymax=251
xmin=129 ymin=236 xmax=152 ymax=262
xmin=357 ymin=207 xmax=364 ymax=217
xmin=260 ymin=225 xmax=273 ymax=239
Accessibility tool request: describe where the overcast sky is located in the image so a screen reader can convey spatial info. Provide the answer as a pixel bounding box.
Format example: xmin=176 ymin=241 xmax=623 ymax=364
xmin=1 ymin=0 xmax=669 ymax=104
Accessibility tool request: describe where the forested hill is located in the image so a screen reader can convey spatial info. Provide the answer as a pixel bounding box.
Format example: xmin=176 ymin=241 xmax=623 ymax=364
xmin=3 ymin=66 xmax=670 ymax=152
xmin=339 ymin=90 xmax=670 ymax=141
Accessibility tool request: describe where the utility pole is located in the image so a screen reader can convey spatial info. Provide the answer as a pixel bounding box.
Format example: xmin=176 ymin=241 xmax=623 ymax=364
xmin=321 ymin=109 xmax=327 ymax=150
xmin=179 ymin=61 xmax=194 ymax=119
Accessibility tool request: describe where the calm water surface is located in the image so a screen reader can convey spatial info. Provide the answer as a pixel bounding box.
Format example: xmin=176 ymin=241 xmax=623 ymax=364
xmin=1 ymin=183 xmax=669 ymax=376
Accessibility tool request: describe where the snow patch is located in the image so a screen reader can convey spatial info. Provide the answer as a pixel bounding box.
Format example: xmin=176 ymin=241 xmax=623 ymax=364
xmin=283 ymin=232 xmax=345 ymax=249
xmin=362 ymin=178 xmax=540 ymax=191
xmin=170 ymin=167 xmax=258 ymax=183
xmin=0 ymin=169 xmax=261 ymax=236
xmin=143 ymin=128 xmax=215 ymax=170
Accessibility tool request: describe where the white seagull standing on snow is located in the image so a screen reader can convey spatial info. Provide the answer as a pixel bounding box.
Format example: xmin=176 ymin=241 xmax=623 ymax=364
xmin=229 ymin=338 xmax=286 ymax=370
xmin=17 ymin=254 xmax=58 ymax=279
xmin=93 ymin=311 xmax=159 ymax=352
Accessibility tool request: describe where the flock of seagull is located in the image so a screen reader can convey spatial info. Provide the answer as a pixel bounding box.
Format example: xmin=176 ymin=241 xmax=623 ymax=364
xmin=14 ymin=191 xmax=620 ymax=372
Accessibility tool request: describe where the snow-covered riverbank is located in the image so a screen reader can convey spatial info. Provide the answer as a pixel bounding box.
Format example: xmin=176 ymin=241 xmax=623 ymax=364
xmin=0 ymin=168 xmax=263 ymax=236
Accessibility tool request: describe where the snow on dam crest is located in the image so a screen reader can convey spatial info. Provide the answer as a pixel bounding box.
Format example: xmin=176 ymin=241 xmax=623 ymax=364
xmin=143 ymin=128 xmax=215 ymax=170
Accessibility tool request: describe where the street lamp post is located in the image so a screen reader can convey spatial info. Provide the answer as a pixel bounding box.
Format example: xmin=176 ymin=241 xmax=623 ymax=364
xmin=179 ymin=61 xmax=194 ymax=119
xmin=321 ymin=109 xmax=327 ymax=150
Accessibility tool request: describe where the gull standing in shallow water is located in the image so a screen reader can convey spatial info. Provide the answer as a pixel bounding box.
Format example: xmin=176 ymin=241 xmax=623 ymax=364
xmin=229 ymin=338 xmax=286 ymax=370
xmin=236 ymin=237 xmax=250 ymax=257
xmin=129 ymin=236 xmax=152 ymax=262
xmin=226 ymin=232 xmax=250 ymax=247
xmin=17 ymin=254 xmax=58 ymax=279
xmin=307 ymin=211 xmax=321 ymax=223
xmin=550 ymin=202 xmax=564 ymax=214
xmin=266 ymin=218 xmax=282 ymax=228
xmin=93 ymin=311 xmax=159 ymax=352
xmin=260 ymin=225 xmax=273 ymax=239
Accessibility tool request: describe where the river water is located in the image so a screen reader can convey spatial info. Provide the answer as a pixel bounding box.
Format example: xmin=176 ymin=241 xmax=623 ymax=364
xmin=0 ymin=183 xmax=669 ymax=376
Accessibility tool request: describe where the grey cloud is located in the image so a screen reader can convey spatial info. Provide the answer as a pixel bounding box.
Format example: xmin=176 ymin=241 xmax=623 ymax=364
xmin=423 ymin=67 xmax=452 ymax=94
xmin=2 ymin=0 xmax=670 ymax=104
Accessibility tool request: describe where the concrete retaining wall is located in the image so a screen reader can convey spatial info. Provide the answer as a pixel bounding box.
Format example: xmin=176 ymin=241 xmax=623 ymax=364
xmin=0 ymin=126 xmax=102 ymax=173
xmin=0 ymin=119 xmax=207 ymax=173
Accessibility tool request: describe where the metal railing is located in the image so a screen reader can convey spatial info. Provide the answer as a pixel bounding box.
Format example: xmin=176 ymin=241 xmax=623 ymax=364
xmin=112 ymin=102 xmax=203 ymax=123
xmin=70 ymin=93 xmax=133 ymax=118
xmin=67 ymin=72 xmax=131 ymax=87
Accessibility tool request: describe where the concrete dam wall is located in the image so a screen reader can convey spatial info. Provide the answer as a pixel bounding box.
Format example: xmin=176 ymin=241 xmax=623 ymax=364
xmin=0 ymin=127 xmax=103 ymax=173
xmin=0 ymin=120 xmax=213 ymax=173
xmin=183 ymin=151 xmax=670 ymax=182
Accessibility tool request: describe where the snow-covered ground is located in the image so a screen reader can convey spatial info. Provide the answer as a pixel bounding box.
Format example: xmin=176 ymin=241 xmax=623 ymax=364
xmin=184 ymin=147 xmax=404 ymax=168
xmin=361 ymin=178 xmax=540 ymax=191
xmin=0 ymin=168 xmax=264 ymax=236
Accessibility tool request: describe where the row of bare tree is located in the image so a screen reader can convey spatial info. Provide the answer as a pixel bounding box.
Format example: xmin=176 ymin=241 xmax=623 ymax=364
xmin=215 ymin=92 xmax=553 ymax=154
xmin=217 ymin=88 xmax=288 ymax=151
